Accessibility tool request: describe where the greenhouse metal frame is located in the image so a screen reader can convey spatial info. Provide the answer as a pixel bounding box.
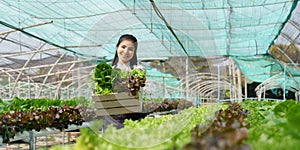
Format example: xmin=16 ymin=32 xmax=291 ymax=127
xmin=1 ymin=0 xmax=300 ymax=150
xmin=0 ymin=0 xmax=300 ymax=101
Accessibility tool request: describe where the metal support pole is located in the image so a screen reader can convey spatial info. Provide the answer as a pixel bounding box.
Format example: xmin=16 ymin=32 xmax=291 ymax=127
xmin=46 ymin=135 xmax=48 ymax=150
xmin=68 ymin=88 xmax=70 ymax=99
xmin=232 ymin=60 xmax=237 ymax=100
xmin=29 ymin=131 xmax=35 ymax=150
xmin=139 ymin=88 xmax=144 ymax=112
xmin=62 ymin=131 xmax=65 ymax=145
xmin=163 ymin=76 xmax=165 ymax=98
xmin=78 ymin=63 xmax=82 ymax=98
xmin=68 ymin=132 xmax=71 ymax=143
xmin=263 ymin=86 xmax=266 ymax=100
xmin=28 ymin=77 xmax=31 ymax=99
xmin=228 ymin=60 xmax=232 ymax=100
xmin=196 ymin=94 xmax=199 ymax=107
xmin=185 ymin=57 xmax=189 ymax=100
xmin=17 ymin=82 xmax=20 ymax=98
xmin=200 ymin=94 xmax=202 ymax=105
xmin=8 ymin=76 xmax=11 ymax=99
xmin=35 ymin=83 xmax=39 ymax=98
xmin=237 ymin=67 xmax=242 ymax=102
xmin=244 ymin=77 xmax=247 ymax=100
xmin=217 ymin=64 xmax=220 ymax=102
xmin=284 ymin=64 xmax=286 ymax=100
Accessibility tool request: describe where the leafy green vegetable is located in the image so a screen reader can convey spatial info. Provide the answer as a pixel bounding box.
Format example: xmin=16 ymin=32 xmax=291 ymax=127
xmin=128 ymin=68 xmax=146 ymax=96
xmin=130 ymin=68 xmax=146 ymax=79
xmin=112 ymin=68 xmax=128 ymax=79
xmin=111 ymin=68 xmax=129 ymax=93
xmin=0 ymin=105 xmax=83 ymax=142
xmin=69 ymin=104 xmax=224 ymax=150
xmin=243 ymin=100 xmax=300 ymax=150
xmin=93 ymin=63 xmax=147 ymax=95
xmin=183 ymin=103 xmax=250 ymax=150
xmin=94 ymin=62 xmax=113 ymax=95
xmin=0 ymin=97 xmax=78 ymax=114
xmin=286 ymin=103 xmax=300 ymax=132
xmin=273 ymin=100 xmax=295 ymax=117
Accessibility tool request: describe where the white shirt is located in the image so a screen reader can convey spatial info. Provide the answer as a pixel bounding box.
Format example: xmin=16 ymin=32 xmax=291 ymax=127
xmin=115 ymin=62 xmax=131 ymax=71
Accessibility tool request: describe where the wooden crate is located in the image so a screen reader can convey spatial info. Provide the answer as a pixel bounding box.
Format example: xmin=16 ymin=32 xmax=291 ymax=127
xmin=92 ymin=92 xmax=142 ymax=116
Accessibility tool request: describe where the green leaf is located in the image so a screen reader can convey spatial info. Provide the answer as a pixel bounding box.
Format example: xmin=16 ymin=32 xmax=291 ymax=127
xmin=273 ymin=100 xmax=295 ymax=118
xmin=286 ymin=103 xmax=300 ymax=131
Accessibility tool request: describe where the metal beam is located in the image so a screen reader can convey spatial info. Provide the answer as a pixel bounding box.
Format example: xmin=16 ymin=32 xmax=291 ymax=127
xmin=10 ymin=43 xmax=46 ymax=98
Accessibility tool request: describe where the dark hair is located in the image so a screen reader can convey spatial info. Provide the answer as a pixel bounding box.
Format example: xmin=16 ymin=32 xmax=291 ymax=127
xmin=112 ymin=34 xmax=138 ymax=69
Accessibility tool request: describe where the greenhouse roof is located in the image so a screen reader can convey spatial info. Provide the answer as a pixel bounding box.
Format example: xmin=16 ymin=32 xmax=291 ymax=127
xmin=0 ymin=0 xmax=298 ymax=59
xmin=0 ymin=0 xmax=300 ymax=99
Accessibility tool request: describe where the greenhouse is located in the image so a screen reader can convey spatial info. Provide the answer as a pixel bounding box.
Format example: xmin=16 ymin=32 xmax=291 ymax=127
xmin=0 ymin=0 xmax=300 ymax=149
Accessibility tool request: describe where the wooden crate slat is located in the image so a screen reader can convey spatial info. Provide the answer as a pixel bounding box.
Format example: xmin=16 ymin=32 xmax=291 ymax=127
xmin=94 ymin=99 xmax=140 ymax=109
xmin=93 ymin=92 xmax=138 ymax=102
xmin=95 ymin=106 xmax=141 ymax=116
xmin=92 ymin=92 xmax=142 ymax=116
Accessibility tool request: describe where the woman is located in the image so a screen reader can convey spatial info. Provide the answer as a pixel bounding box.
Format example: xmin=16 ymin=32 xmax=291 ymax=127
xmin=112 ymin=34 xmax=138 ymax=71
xmin=103 ymin=34 xmax=142 ymax=130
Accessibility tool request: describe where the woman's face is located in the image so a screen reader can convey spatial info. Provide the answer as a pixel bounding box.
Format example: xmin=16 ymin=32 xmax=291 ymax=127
xmin=116 ymin=39 xmax=135 ymax=64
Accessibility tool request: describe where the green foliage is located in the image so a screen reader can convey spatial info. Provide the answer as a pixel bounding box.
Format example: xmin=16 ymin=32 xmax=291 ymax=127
xmin=240 ymin=100 xmax=278 ymax=126
xmin=242 ymin=100 xmax=300 ymax=150
xmin=111 ymin=68 xmax=129 ymax=93
xmin=74 ymin=128 xmax=104 ymax=150
xmin=51 ymin=100 xmax=300 ymax=150
xmin=142 ymin=97 xmax=164 ymax=103
xmin=93 ymin=62 xmax=147 ymax=95
xmin=72 ymin=105 xmax=222 ymax=150
xmin=0 ymin=97 xmax=77 ymax=113
xmin=0 ymin=97 xmax=96 ymax=143
xmin=48 ymin=145 xmax=71 ymax=150
xmin=0 ymin=105 xmax=83 ymax=142
xmin=285 ymin=102 xmax=300 ymax=134
xmin=64 ymin=96 xmax=92 ymax=107
xmin=94 ymin=62 xmax=113 ymax=95
xmin=143 ymin=99 xmax=193 ymax=113
xmin=129 ymin=68 xmax=146 ymax=79
xmin=128 ymin=67 xmax=146 ymax=96
xmin=273 ymin=100 xmax=295 ymax=117
xmin=183 ymin=103 xmax=250 ymax=150
xmin=112 ymin=68 xmax=128 ymax=79
xmin=87 ymin=69 xmax=96 ymax=91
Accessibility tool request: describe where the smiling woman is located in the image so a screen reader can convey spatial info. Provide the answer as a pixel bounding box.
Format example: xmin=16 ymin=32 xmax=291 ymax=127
xmin=112 ymin=34 xmax=138 ymax=71
xmin=103 ymin=34 xmax=143 ymax=130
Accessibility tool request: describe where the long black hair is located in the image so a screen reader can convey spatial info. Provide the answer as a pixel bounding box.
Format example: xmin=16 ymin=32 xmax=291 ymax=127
xmin=112 ymin=34 xmax=138 ymax=69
